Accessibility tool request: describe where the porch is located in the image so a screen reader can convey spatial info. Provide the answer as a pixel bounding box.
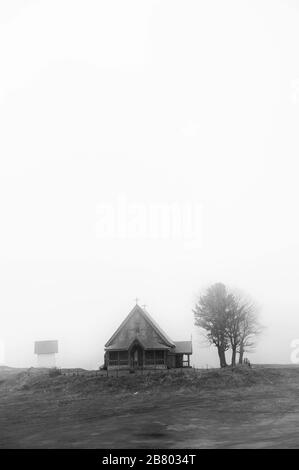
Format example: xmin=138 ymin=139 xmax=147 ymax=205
xmin=106 ymin=347 xmax=168 ymax=370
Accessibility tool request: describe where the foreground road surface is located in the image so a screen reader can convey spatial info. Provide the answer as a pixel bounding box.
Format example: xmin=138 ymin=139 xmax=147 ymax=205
xmin=1 ymin=367 xmax=299 ymax=448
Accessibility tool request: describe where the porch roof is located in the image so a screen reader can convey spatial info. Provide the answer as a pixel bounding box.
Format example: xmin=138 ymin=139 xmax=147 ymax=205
xmin=173 ymin=341 xmax=192 ymax=354
xmin=105 ymin=336 xmax=171 ymax=351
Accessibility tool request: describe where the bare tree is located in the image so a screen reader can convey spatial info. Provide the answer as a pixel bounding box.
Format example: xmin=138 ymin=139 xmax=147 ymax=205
xmin=225 ymin=297 xmax=244 ymax=368
xmin=226 ymin=290 xmax=262 ymax=366
xmin=194 ymin=284 xmax=262 ymax=368
xmin=237 ymin=303 xmax=262 ymax=364
xmin=193 ymin=283 xmax=232 ymax=368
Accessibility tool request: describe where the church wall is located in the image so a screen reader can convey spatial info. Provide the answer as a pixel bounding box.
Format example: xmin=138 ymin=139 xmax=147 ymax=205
xmin=107 ymin=364 xmax=167 ymax=370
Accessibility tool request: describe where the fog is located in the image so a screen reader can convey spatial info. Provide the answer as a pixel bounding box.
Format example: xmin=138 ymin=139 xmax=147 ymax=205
xmin=0 ymin=0 xmax=298 ymax=369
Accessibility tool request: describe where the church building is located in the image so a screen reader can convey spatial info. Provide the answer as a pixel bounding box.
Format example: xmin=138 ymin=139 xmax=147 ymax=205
xmin=104 ymin=304 xmax=192 ymax=370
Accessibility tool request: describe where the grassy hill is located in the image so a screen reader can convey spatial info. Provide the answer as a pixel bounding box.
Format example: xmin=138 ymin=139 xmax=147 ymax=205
xmin=0 ymin=364 xmax=290 ymax=395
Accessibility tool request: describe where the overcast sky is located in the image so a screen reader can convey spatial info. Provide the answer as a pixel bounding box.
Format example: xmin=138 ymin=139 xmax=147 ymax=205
xmin=0 ymin=0 xmax=299 ymax=369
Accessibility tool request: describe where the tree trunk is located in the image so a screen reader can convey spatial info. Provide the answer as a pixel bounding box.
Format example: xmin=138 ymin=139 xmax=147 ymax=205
xmin=217 ymin=346 xmax=227 ymax=368
xmin=231 ymin=347 xmax=237 ymax=368
xmin=239 ymin=343 xmax=244 ymax=364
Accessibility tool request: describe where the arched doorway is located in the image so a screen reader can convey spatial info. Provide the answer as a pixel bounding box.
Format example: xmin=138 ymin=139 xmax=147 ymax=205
xmin=129 ymin=342 xmax=144 ymax=369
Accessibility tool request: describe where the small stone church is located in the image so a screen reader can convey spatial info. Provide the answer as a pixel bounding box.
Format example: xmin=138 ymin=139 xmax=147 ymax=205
xmin=104 ymin=304 xmax=192 ymax=370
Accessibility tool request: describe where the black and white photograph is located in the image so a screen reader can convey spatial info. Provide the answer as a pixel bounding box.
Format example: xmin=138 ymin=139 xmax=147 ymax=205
xmin=1 ymin=0 xmax=299 ymax=457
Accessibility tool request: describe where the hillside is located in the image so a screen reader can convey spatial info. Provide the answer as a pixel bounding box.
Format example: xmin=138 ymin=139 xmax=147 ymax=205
xmin=0 ymin=365 xmax=290 ymax=395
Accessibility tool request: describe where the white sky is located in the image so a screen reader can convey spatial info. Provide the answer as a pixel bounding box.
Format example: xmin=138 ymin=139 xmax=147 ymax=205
xmin=0 ymin=0 xmax=299 ymax=369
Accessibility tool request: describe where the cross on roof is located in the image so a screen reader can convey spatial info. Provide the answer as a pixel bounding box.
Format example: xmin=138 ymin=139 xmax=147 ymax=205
xmin=134 ymin=297 xmax=139 ymax=304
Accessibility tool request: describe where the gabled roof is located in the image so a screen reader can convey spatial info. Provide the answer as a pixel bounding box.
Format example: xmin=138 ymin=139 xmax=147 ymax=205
xmin=142 ymin=307 xmax=175 ymax=347
xmin=105 ymin=336 xmax=170 ymax=351
xmin=173 ymin=341 xmax=192 ymax=354
xmin=105 ymin=304 xmax=175 ymax=349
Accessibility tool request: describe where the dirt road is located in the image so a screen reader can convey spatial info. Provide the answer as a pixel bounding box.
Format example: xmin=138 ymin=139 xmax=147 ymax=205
xmin=1 ymin=366 xmax=299 ymax=448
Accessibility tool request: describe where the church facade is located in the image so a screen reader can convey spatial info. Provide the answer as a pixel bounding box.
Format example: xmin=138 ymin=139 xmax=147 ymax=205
xmin=104 ymin=304 xmax=192 ymax=370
